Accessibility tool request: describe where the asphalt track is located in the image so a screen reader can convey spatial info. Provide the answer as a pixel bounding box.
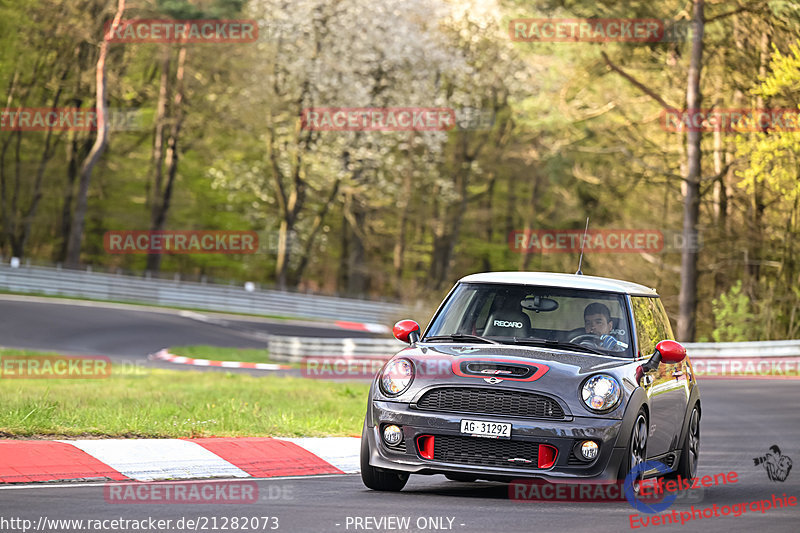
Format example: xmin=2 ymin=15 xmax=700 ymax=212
xmin=0 ymin=295 xmax=376 ymax=366
xmin=1 ymin=296 xmax=798 ymax=532
xmin=1 ymin=379 xmax=798 ymax=531
xmin=0 ymin=380 xmax=800 ymax=533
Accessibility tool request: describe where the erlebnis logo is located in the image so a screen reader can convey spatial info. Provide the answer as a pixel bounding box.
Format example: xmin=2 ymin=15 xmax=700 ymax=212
xmin=753 ymin=445 xmax=793 ymax=482
xmin=494 ymin=320 xmax=523 ymax=328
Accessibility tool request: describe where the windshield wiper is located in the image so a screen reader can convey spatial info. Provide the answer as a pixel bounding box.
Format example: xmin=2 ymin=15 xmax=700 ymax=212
xmin=423 ymin=334 xmax=500 ymax=345
xmin=508 ymin=337 xmax=606 ymax=355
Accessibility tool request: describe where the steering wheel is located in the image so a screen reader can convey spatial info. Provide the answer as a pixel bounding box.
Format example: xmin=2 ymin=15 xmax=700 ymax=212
xmin=568 ymin=333 xmax=604 ymax=347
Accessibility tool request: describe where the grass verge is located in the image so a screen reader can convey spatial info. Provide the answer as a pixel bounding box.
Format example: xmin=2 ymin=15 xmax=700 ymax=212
xmin=0 ymin=349 xmax=368 ymax=438
xmin=168 ymin=345 xmax=292 ymax=366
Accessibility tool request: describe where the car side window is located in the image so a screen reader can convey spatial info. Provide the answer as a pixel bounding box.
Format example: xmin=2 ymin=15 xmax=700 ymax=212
xmin=651 ymin=298 xmax=675 ymax=340
xmin=631 ymin=296 xmax=674 ymax=357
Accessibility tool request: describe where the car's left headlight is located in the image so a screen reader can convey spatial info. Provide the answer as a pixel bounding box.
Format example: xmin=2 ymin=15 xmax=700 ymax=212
xmin=581 ymin=374 xmax=621 ymax=412
xmin=380 ymin=359 xmax=414 ymax=396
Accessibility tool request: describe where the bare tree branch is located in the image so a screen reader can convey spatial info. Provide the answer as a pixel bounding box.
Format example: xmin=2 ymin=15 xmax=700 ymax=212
xmin=600 ymin=52 xmax=678 ymax=112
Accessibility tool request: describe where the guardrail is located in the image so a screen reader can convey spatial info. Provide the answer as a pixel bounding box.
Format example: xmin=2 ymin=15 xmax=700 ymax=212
xmin=0 ymin=264 xmax=407 ymax=324
xmin=683 ymin=340 xmax=800 ymax=358
xmin=266 ymin=337 xmax=800 ymax=363
xmin=267 ymin=336 xmax=405 ymax=362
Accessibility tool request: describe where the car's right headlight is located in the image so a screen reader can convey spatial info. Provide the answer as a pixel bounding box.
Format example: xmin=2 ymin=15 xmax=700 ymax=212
xmin=581 ymin=374 xmax=621 ymax=412
xmin=380 ymin=359 xmax=414 ymax=396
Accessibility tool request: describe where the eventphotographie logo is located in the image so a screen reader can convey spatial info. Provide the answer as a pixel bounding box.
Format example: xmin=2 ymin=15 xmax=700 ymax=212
xmin=754 ymin=445 xmax=793 ymax=482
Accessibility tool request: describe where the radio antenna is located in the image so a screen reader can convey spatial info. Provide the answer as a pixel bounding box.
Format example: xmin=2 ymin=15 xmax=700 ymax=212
xmin=576 ymin=217 xmax=589 ymax=275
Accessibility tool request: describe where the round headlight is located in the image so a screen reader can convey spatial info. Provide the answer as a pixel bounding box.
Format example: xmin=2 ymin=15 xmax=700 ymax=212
xmin=581 ymin=374 xmax=621 ymax=412
xmin=380 ymin=359 xmax=414 ymax=396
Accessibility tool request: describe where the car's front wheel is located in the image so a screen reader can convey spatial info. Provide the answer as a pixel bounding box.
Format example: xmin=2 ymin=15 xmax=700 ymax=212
xmin=360 ymin=423 xmax=409 ymax=491
xmin=673 ymin=405 xmax=700 ymax=479
xmin=619 ymin=408 xmax=648 ymax=496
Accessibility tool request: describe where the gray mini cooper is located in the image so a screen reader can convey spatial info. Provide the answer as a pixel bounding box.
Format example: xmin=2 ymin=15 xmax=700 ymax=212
xmin=361 ymin=272 xmax=700 ymax=492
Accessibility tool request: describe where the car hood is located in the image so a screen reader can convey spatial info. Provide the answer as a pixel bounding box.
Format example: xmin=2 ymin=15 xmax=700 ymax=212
xmin=406 ymin=343 xmax=634 ymax=373
xmin=377 ymin=343 xmax=640 ymax=418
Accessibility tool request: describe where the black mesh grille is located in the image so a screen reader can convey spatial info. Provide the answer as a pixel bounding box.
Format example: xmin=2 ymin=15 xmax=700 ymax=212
xmin=429 ymin=435 xmax=541 ymax=468
xmin=568 ymin=454 xmax=586 ymax=465
xmin=416 ymin=387 xmax=565 ymax=419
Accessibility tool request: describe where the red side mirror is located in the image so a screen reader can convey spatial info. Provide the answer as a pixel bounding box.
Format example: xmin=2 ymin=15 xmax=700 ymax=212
xmin=656 ymin=340 xmax=686 ymax=364
xmin=393 ymin=320 xmax=421 ymax=344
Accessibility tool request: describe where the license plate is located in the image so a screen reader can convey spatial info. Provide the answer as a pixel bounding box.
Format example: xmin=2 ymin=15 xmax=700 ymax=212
xmin=460 ymin=419 xmax=511 ymax=439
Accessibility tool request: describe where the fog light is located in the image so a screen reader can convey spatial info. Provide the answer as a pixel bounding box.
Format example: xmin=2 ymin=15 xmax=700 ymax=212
xmin=581 ymin=441 xmax=599 ymax=460
xmin=383 ymin=425 xmax=403 ymax=445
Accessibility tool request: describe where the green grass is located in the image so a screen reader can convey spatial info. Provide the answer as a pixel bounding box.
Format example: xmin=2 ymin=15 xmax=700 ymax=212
xmin=169 ymin=345 xmax=292 ymax=365
xmin=0 ymin=349 xmax=368 ymax=438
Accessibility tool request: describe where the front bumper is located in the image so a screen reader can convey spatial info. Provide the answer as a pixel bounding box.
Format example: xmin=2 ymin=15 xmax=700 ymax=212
xmin=366 ymin=400 xmax=628 ymax=483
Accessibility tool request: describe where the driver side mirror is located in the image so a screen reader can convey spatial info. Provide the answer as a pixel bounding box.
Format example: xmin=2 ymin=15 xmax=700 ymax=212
xmin=393 ymin=320 xmax=421 ymax=344
xmin=641 ymin=340 xmax=687 ymax=372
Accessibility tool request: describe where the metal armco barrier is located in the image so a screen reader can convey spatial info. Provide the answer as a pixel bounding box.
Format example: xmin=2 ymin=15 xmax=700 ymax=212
xmin=0 ymin=264 xmax=406 ymax=324
xmin=266 ymin=337 xmax=800 ymax=363
xmin=267 ymin=336 xmax=405 ymax=362
xmin=684 ymin=340 xmax=800 ymax=358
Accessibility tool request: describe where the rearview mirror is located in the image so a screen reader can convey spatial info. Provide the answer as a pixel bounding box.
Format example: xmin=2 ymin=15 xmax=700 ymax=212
xmin=393 ymin=320 xmax=420 ymax=344
xmin=521 ymin=296 xmax=559 ymax=312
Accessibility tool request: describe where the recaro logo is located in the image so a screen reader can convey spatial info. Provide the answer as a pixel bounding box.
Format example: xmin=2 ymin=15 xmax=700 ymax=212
xmin=494 ymin=320 xmax=524 ymax=328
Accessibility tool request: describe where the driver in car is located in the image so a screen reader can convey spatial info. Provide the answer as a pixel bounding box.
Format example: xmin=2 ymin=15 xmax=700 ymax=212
xmin=583 ymin=302 xmax=627 ymax=352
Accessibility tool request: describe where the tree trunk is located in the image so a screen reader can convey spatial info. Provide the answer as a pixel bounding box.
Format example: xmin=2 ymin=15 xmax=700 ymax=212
xmin=147 ymin=44 xmax=186 ymax=273
xmin=481 ymin=173 xmax=496 ymax=272
xmin=145 ymin=46 xmax=170 ymax=271
xmin=677 ymin=0 xmax=705 ymax=342
xmin=65 ymin=0 xmax=126 ymax=267
xmin=393 ymin=168 xmax=412 ymax=294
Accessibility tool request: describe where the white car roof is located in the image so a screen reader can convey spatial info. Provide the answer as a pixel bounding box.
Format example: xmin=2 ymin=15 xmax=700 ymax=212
xmin=458 ymin=271 xmax=658 ymax=296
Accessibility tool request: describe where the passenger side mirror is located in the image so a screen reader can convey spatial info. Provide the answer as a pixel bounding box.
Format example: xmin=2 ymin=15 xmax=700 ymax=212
xmin=393 ymin=320 xmax=421 ymax=344
xmin=641 ymin=339 xmax=687 ymax=372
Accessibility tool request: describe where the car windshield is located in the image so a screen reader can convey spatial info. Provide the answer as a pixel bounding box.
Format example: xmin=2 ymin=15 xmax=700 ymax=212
xmin=424 ymin=282 xmax=634 ymax=357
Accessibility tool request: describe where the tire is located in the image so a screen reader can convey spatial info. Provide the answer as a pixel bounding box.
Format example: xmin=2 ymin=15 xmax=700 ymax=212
xmin=672 ymin=405 xmax=700 ymax=479
xmin=618 ymin=408 xmax=648 ymax=496
xmin=445 ymin=473 xmax=478 ymax=483
xmin=360 ymin=423 xmax=409 ymax=491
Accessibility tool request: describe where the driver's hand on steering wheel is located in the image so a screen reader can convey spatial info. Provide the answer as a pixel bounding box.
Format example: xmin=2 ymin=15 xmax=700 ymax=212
xmin=598 ymin=334 xmax=620 ymax=350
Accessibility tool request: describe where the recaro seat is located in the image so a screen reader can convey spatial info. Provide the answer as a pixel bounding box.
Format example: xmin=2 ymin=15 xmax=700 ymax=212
xmin=483 ymin=295 xmax=531 ymax=337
